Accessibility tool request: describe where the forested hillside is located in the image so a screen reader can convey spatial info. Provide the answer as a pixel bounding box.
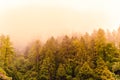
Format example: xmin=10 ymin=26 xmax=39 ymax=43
xmin=1 ymin=28 xmax=120 ymax=80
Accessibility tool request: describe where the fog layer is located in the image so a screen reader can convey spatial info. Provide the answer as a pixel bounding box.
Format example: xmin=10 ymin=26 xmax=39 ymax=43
xmin=0 ymin=6 xmax=110 ymax=50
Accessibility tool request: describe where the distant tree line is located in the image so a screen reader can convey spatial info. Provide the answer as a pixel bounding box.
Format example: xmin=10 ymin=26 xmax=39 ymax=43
xmin=1 ymin=28 xmax=120 ymax=80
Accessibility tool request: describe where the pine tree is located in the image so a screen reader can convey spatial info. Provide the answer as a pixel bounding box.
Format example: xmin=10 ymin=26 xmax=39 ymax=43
xmin=95 ymin=57 xmax=115 ymax=80
xmin=57 ymin=63 xmax=66 ymax=80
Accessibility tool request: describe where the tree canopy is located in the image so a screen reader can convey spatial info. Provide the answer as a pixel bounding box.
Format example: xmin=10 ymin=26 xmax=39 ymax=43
xmin=1 ymin=28 xmax=120 ymax=80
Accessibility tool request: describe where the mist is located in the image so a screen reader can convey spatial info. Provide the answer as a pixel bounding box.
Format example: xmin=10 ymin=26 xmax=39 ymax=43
xmin=0 ymin=6 xmax=114 ymax=51
xmin=0 ymin=1 xmax=119 ymax=49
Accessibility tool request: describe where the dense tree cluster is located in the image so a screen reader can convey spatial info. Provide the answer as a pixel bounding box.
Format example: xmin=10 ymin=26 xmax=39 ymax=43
xmin=1 ymin=28 xmax=120 ymax=80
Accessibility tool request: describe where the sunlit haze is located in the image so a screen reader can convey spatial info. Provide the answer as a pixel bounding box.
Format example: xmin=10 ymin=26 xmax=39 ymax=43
xmin=0 ymin=0 xmax=120 ymax=50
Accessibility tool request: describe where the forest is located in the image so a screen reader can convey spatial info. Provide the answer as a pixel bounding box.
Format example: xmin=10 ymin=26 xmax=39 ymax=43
xmin=1 ymin=28 xmax=120 ymax=80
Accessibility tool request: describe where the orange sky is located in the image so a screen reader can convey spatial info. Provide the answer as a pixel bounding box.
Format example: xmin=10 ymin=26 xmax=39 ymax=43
xmin=0 ymin=0 xmax=120 ymax=50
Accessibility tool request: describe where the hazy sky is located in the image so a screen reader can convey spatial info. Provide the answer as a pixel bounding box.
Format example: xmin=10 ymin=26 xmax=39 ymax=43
xmin=0 ymin=0 xmax=120 ymax=50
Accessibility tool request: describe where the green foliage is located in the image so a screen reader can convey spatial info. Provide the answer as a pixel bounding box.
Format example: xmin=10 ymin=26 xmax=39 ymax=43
xmin=57 ymin=64 xmax=66 ymax=77
xmin=112 ymin=62 xmax=120 ymax=72
xmin=1 ymin=28 xmax=120 ymax=80
xmin=0 ymin=35 xmax=14 ymax=69
xmin=94 ymin=57 xmax=115 ymax=80
xmin=39 ymin=56 xmax=56 ymax=80
xmin=0 ymin=67 xmax=12 ymax=80
xmin=77 ymin=62 xmax=94 ymax=80
xmin=66 ymin=75 xmax=72 ymax=80
xmin=39 ymin=75 xmax=48 ymax=80
xmin=0 ymin=67 xmax=6 ymax=75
